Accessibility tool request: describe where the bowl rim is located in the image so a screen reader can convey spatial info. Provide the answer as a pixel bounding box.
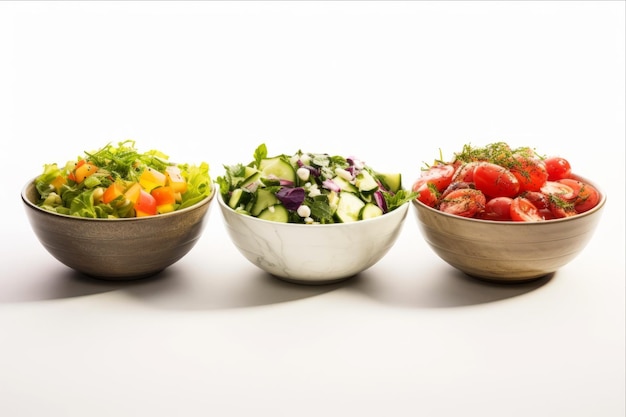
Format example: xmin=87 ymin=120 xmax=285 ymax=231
xmin=216 ymin=185 xmax=410 ymax=228
xmin=411 ymin=172 xmax=607 ymax=225
xmin=21 ymin=177 xmax=215 ymax=222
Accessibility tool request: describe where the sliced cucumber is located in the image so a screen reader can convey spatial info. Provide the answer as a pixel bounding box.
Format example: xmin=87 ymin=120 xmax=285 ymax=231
xmin=261 ymin=158 xmax=296 ymax=183
xmin=360 ymin=203 xmax=383 ymax=220
xmin=377 ymin=172 xmax=402 ymax=193
xmin=332 ymin=176 xmax=358 ymax=193
xmin=334 ymin=192 xmax=365 ymax=223
xmin=251 ymin=188 xmax=279 ymax=216
xmin=360 ymin=192 xmax=373 ymax=203
xmin=228 ymin=188 xmax=244 ymax=209
xmin=257 ymin=204 xmax=289 ymax=222
xmin=356 ymin=170 xmax=379 ymax=194
xmin=258 ymin=157 xmax=281 ymax=171
xmin=244 ymin=166 xmax=258 ymax=178
xmin=240 ymin=169 xmax=261 ymax=188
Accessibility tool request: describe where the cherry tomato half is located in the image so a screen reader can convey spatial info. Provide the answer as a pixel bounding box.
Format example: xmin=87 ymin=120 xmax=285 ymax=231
xmin=510 ymin=196 xmax=544 ymax=222
xmin=521 ymin=191 xmax=548 ymax=210
xmin=540 ymin=181 xmax=575 ymax=201
xmin=451 ymin=161 xmax=480 ymax=183
xmin=438 ymin=188 xmax=486 ymax=218
xmin=557 ymin=178 xmax=600 ymax=213
xmin=473 ymin=162 xmax=520 ymax=198
xmin=440 ymin=181 xmax=474 ymax=200
xmin=415 ymin=183 xmax=439 ymax=207
xmin=547 ymin=196 xmax=577 ymax=219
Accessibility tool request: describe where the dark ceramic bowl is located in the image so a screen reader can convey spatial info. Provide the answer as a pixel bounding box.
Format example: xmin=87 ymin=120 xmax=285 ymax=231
xmin=21 ymin=179 xmax=215 ymax=280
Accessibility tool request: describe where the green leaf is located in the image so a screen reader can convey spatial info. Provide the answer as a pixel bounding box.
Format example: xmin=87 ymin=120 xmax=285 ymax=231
xmin=253 ymin=143 xmax=268 ymax=168
xmin=384 ymin=189 xmax=418 ymax=212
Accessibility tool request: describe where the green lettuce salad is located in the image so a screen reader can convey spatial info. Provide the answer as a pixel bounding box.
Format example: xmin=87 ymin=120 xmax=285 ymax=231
xmin=34 ymin=140 xmax=212 ymax=218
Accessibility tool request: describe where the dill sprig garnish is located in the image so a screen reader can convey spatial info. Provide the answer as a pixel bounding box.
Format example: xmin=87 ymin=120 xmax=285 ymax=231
xmin=453 ymin=141 xmax=542 ymax=169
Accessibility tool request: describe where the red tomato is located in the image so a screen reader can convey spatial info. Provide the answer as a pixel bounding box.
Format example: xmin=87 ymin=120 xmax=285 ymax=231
xmin=547 ymin=196 xmax=577 ymax=219
xmin=539 ymin=208 xmax=556 ymax=220
xmin=521 ymin=191 xmax=548 ymax=209
xmin=557 ymin=178 xmax=600 ymax=213
xmin=510 ymin=197 xmax=544 ymax=222
xmin=438 ymin=188 xmax=486 ymax=218
xmin=481 ymin=197 xmax=513 ymax=221
xmin=544 ymin=156 xmax=572 ymax=181
xmin=440 ymin=181 xmax=473 ymax=200
xmin=541 ymin=181 xmax=575 ymax=200
xmin=473 ymin=162 xmax=520 ymax=198
xmin=134 ymin=189 xmax=157 ymax=217
xmin=415 ymin=183 xmax=439 ymax=207
xmin=510 ymin=156 xmax=548 ymax=192
xmin=413 ymin=163 xmax=455 ymax=193
xmin=451 ymin=161 xmax=479 ymax=183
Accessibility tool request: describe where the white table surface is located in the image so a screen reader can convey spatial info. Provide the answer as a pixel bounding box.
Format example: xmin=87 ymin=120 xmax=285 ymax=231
xmin=1 ymin=2 xmax=624 ymax=416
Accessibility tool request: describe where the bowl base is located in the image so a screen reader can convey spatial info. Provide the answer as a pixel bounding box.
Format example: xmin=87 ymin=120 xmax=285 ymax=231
xmin=273 ymin=274 xmax=356 ymax=286
xmin=464 ymin=272 xmax=552 ymax=284
xmin=82 ymin=269 xmax=166 ymax=281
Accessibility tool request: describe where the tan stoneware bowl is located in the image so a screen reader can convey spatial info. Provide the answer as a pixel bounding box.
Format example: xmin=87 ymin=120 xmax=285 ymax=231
xmin=22 ymin=179 xmax=215 ymax=280
xmin=411 ymin=175 xmax=606 ymax=283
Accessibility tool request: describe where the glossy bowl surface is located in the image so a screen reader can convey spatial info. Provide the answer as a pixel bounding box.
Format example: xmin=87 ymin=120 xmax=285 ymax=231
xmin=22 ymin=179 xmax=215 ymax=280
xmin=411 ymin=174 xmax=606 ymax=282
xmin=218 ymin=191 xmax=410 ymax=284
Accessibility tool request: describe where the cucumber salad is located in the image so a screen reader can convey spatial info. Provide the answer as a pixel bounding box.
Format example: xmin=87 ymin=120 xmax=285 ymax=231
xmin=217 ymin=144 xmax=416 ymax=224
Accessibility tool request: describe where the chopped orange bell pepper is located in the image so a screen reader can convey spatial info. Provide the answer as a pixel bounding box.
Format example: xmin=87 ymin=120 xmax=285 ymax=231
xmin=151 ymin=186 xmax=176 ymax=213
xmin=72 ymin=161 xmax=98 ymax=183
xmin=103 ymin=183 xmax=125 ymax=204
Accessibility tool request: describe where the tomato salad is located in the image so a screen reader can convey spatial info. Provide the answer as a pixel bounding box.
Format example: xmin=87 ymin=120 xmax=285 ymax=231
xmin=413 ymin=142 xmax=601 ymax=221
xmin=34 ymin=140 xmax=212 ymax=218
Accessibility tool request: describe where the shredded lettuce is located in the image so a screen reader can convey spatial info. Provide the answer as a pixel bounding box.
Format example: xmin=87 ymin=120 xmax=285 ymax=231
xmin=33 ymin=140 xmax=212 ymax=218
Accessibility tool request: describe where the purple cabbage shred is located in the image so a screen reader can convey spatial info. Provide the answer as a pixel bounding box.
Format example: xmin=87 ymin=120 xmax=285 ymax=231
xmin=373 ymin=191 xmax=388 ymax=213
xmin=275 ymin=187 xmax=306 ymax=211
xmin=322 ymin=179 xmax=341 ymax=193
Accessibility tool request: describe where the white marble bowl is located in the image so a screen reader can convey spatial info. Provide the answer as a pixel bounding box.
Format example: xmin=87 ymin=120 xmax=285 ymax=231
xmin=22 ymin=179 xmax=215 ymax=280
xmin=217 ymin=191 xmax=410 ymax=284
xmin=411 ymin=174 xmax=606 ymax=283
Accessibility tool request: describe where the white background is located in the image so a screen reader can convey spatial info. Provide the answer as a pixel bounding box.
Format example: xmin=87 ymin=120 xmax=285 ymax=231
xmin=1 ymin=2 xmax=624 ymax=416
